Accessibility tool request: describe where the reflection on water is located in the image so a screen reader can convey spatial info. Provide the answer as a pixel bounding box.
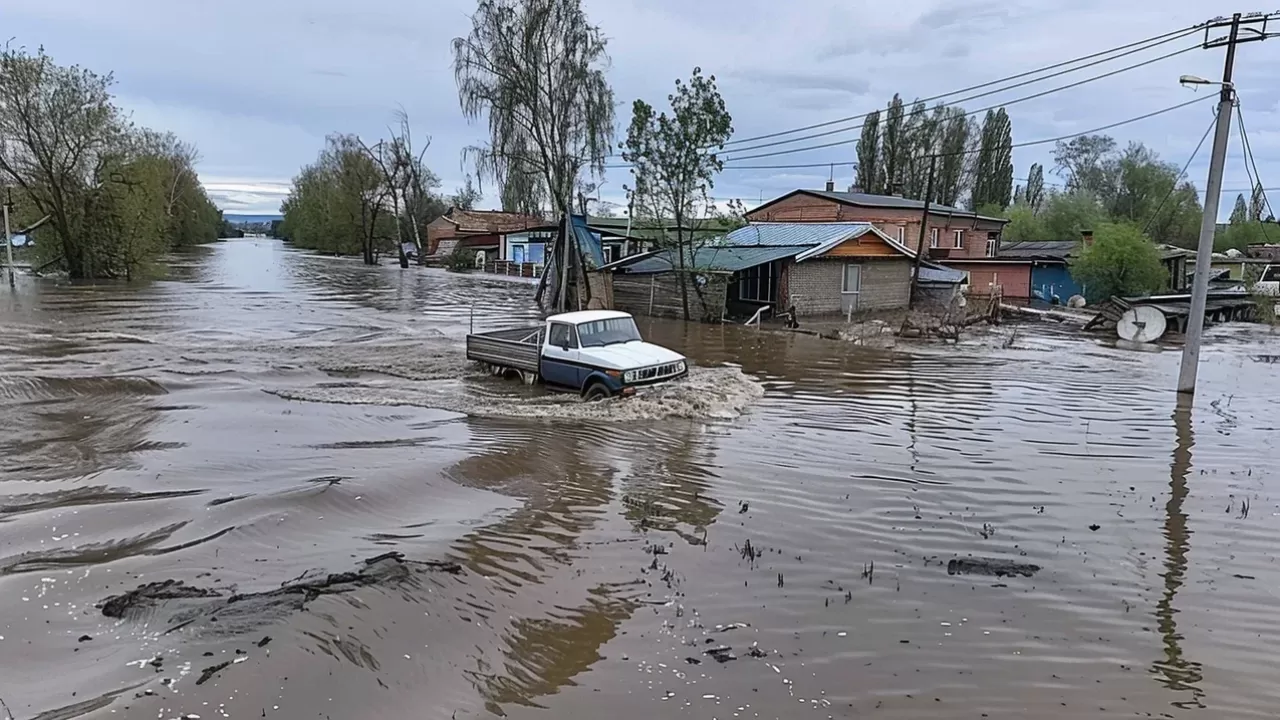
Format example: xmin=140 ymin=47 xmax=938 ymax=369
xmin=1154 ymin=396 xmax=1203 ymax=706
xmin=0 ymin=239 xmax=1279 ymax=720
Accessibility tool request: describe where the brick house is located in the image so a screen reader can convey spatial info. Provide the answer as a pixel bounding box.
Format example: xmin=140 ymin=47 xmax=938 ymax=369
xmin=604 ymin=222 xmax=962 ymax=319
xmin=746 ymin=188 xmax=1009 ymax=261
xmin=425 ymin=208 xmax=545 ymax=259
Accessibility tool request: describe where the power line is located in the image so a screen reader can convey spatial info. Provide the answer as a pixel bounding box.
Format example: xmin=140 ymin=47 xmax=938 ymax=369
xmin=1142 ymin=106 xmax=1218 ymax=234
xmin=719 ymin=37 xmax=1202 ymax=157
xmin=720 ymin=24 xmax=1204 ymax=148
xmin=718 ymin=95 xmax=1214 ymax=169
xmin=1235 ymin=101 xmax=1276 ymax=231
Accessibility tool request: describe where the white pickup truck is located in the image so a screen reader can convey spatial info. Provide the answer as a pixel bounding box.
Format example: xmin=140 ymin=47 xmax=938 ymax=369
xmin=1254 ymin=264 xmax=1280 ymax=296
xmin=465 ymin=310 xmax=687 ymax=399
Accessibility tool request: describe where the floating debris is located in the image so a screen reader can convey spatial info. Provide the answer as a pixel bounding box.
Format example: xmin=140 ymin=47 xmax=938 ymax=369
xmin=946 ymin=557 xmax=1040 ymax=578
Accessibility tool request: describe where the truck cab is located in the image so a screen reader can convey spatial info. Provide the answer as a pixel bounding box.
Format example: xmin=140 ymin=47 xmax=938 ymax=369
xmin=539 ymin=311 xmax=687 ymax=399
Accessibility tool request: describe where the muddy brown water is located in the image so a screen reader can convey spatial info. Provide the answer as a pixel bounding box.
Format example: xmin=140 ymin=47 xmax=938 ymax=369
xmin=2 ymin=238 xmax=1280 ymax=720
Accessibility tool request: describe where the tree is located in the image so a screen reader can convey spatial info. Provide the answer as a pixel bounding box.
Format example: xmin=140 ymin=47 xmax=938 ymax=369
xmin=1070 ymin=222 xmax=1166 ymax=301
xmin=933 ymin=107 xmax=971 ymax=206
xmin=452 ymin=0 xmax=613 ymax=216
xmin=1024 ymin=163 xmax=1045 ymax=213
xmin=854 ymin=109 xmax=880 ymax=193
xmin=1002 ymin=202 xmax=1045 ymax=242
xmin=450 ymin=176 xmax=482 ymax=210
xmin=878 ymin=94 xmax=905 ymax=195
xmin=971 ymin=108 xmax=1013 ymax=209
xmin=1230 ymin=193 xmax=1249 ymax=225
xmin=1052 ymin=135 xmax=1117 ymax=196
xmin=1250 ymin=182 xmax=1267 ymax=222
xmin=621 ymin=67 xmax=733 ymax=321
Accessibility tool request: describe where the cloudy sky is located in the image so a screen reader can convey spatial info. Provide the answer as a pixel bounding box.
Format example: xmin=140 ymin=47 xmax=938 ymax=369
xmin=6 ymin=1 xmax=1275 ymax=219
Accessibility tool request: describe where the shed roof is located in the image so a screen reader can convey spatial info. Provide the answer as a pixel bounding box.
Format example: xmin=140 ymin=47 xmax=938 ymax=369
xmin=749 ymin=190 xmax=1009 ymax=224
xmin=918 ymin=264 xmax=966 ymax=284
xmin=724 ymin=222 xmax=914 ymax=261
xmin=998 ymin=240 xmax=1078 ymax=260
xmin=613 ymin=245 xmax=808 ymax=274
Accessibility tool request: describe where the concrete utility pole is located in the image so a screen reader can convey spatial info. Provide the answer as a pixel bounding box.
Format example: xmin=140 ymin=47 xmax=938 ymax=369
xmin=908 ymin=155 xmax=937 ymax=309
xmin=1179 ymin=12 xmax=1275 ymax=395
xmin=3 ymin=188 xmax=13 ymax=288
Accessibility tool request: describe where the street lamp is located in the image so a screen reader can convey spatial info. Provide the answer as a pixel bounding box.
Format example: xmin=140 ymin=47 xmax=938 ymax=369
xmin=1178 ymin=74 xmax=1234 ymax=90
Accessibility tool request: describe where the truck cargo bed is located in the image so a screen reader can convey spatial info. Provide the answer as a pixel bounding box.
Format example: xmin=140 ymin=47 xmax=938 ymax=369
xmin=465 ymin=326 xmax=544 ymax=374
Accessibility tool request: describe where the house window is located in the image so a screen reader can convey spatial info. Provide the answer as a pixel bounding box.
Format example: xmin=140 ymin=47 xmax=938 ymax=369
xmin=896 ymin=226 xmax=906 ymax=245
xmin=953 ymin=230 xmax=965 ymax=249
xmin=986 ymin=232 xmax=999 ymax=258
xmin=738 ymin=261 xmax=778 ymax=303
xmin=929 ymin=228 xmax=940 ymax=248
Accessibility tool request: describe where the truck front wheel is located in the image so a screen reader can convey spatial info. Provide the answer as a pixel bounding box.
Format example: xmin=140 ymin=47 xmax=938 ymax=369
xmin=583 ymin=381 xmax=613 ymax=401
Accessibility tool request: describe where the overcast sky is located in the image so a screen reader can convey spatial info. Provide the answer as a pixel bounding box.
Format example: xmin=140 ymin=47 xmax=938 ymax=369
xmin=6 ymin=0 xmax=1275 ymax=220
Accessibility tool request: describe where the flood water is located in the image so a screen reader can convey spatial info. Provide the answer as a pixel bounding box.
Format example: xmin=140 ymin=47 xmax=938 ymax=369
xmin=2 ymin=238 xmax=1279 ymax=720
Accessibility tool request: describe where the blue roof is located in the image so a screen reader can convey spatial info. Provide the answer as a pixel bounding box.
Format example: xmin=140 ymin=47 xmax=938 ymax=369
xmin=617 ymin=245 xmax=807 ymax=274
xmin=570 ymin=214 xmax=606 ymax=267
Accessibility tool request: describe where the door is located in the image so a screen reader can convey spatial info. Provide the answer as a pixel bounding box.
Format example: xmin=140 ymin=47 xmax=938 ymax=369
xmin=841 ymin=263 xmax=862 ymax=314
xmin=540 ymin=322 xmax=583 ymax=389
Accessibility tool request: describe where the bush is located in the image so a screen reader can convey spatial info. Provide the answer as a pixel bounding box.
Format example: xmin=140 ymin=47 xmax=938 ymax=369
xmin=1070 ymin=222 xmax=1166 ymax=302
xmin=441 ymin=244 xmax=475 ymax=273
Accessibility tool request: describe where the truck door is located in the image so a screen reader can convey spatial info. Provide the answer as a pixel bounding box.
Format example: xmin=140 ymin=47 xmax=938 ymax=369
xmin=541 ymin=322 xmax=583 ymax=389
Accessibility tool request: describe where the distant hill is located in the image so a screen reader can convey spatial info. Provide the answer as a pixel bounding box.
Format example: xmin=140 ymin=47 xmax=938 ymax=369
xmin=225 ymin=213 xmax=283 ymax=224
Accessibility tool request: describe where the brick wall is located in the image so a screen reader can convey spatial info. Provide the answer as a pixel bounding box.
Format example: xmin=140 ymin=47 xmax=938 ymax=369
xmin=747 ymin=192 xmax=1006 ymax=260
xmin=786 ymin=258 xmax=911 ymax=316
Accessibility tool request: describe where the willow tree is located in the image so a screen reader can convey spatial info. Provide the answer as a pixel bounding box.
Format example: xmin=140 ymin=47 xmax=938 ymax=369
xmin=621 ymin=68 xmax=733 ymax=321
xmin=453 ymin=0 xmax=614 ymax=307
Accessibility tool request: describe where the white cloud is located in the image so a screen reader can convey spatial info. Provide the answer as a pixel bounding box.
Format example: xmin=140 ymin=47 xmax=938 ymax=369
xmin=5 ymin=0 xmax=1275 ymax=220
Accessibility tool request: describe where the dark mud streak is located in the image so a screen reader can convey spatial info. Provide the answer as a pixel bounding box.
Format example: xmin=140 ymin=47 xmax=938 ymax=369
xmin=0 ymin=487 xmax=208 ymax=516
xmin=0 ymin=522 xmax=188 ymax=575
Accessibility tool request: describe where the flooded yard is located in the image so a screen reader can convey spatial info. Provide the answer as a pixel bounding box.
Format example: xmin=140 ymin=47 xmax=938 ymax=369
xmin=1 ymin=238 xmax=1279 ymax=719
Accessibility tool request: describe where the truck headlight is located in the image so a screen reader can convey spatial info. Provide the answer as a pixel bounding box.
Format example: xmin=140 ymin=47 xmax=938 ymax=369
xmin=676 ymin=360 xmax=686 ymax=373
xmin=623 ymin=370 xmax=637 ymax=383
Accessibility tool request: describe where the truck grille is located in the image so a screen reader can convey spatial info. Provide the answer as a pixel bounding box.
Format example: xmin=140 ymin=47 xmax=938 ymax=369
xmin=635 ymin=362 xmax=684 ymax=382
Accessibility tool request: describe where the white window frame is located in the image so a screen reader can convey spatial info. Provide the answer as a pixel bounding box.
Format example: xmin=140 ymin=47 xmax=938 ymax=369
xmin=896 ymin=226 xmax=906 ymax=245
xmin=929 ymin=227 xmax=940 ymax=248
xmin=986 ymin=234 xmax=999 ymax=258
xmin=953 ymin=229 xmax=965 ymax=249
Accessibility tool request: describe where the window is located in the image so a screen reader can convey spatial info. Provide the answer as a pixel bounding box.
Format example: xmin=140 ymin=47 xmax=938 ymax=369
xmin=738 ymin=261 xmax=778 ymax=303
xmin=953 ymin=230 xmax=965 ymax=249
xmin=1262 ymin=265 xmax=1280 ymax=282
xmin=578 ymin=317 xmax=642 ymax=347
xmin=929 ymin=227 xmax=940 ymax=248
xmin=986 ymin=232 xmax=1000 ymax=258
xmin=896 ymin=226 xmax=906 ymax=244
xmin=842 ymin=263 xmax=862 ymax=293
xmin=548 ymin=322 xmax=577 ymax=348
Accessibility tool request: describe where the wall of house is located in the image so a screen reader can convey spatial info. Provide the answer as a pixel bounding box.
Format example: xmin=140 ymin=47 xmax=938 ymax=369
xmin=1029 ymin=264 xmax=1081 ymax=302
xmin=746 ymin=193 xmax=1005 ymax=260
xmin=950 ymin=262 xmax=1032 ymax=298
xmin=785 ymin=258 xmax=911 ymax=316
xmin=613 ymin=272 xmax=729 ymax=321
xmin=425 ymin=217 xmax=457 ymax=255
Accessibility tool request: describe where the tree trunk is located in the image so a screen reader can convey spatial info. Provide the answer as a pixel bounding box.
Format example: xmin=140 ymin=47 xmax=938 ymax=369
xmin=675 ymin=222 xmax=690 ymax=321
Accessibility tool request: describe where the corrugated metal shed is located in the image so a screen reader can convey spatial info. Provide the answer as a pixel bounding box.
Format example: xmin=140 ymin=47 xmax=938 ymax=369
xmin=918 ymin=264 xmax=965 ymax=285
xmin=723 ymin=222 xmax=878 ymax=248
xmin=618 ymin=245 xmax=807 ymax=274
xmin=998 ymin=240 xmax=1077 ymax=260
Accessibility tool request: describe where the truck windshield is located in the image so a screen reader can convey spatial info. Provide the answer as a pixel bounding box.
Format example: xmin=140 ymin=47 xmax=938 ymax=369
xmin=577 ymin=318 xmax=642 ymax=347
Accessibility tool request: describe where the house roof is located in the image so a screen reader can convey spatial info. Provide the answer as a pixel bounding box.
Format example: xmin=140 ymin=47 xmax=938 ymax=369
xmin=918 ymin=263 xmax=966 ymax=284
xmin=749 ymin=189 xmax=1009 ymax=224
xmin=610 ymin=245 xmax=809 ymax=274
xmin=998 ymin=240 xmax=1078 ymax=260
xmin=446 ymin=209 xmax=546 ymax=234
xmin=724 ymin=222 xmax=915 ymax=260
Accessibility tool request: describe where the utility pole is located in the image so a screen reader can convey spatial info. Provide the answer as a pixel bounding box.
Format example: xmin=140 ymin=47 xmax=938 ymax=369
xmin=3 ymin=188 xmax=13 ymax=288
xmin=908 ymin=155 xmax=937 ymax=309
xmin=1179 ymin=12 xmax=1274 ymax=395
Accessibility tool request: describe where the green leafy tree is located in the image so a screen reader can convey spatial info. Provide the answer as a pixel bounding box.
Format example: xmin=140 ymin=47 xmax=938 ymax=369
xmin=1230 ymin=193 xmax=1249 ymax=225
xmin=450 ymin=176 xmax=482 ymax=210
xmin=1001 ymin=201 xmax=1046 ymax=242
xmin=1052 ymin=134 xmax=1117 ymax=196
xmin=1024 ymin=163 xmax=1045 ymax=212
xmin=854 ymin=109 xmax=880 ymax=193
xmin=971 ymin=108 xmax=1013 ymax=209
xmin=933 ymin=107 xmax=971 ymax=206
xmin=877 ymin=94 xmax=905 ymax=195
xmin=1070 ymin=222 xmax=1166 ymax=301
xmin=1250 ymin=182 xmax=1267 ymax=221
xmin=621 ymin=67 xmax=733 ymax=320
xmin=280 ymin=134 xmax=396 ymax=262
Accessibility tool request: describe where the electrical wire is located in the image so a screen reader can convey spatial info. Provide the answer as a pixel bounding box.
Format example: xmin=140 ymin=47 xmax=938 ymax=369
xmin=1141 ymin=105 xmax=1218 ymax=234
xmin=718 ymin=38 xmax=1203 ymax=157
xmin=719 ymin=23 xmax=1204 ymax=148
xmin=1235 ymin=101 xmax=1276 ymax=241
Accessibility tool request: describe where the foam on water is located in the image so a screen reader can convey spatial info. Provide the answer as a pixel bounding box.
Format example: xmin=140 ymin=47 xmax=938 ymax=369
xmin=265 ymin=365 xmax=764 ymax=422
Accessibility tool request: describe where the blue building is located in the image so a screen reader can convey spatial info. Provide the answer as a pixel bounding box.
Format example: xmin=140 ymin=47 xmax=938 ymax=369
xmin=998 ymin=239 xmax=1081 ymax=303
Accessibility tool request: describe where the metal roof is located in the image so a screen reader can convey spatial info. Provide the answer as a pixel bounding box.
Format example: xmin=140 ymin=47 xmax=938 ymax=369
xmin=918 ymin=264 xmax=966 ymax=284
xmin=617 ymin=245 xmax=808 ymax=274
xmin=998 ymin=240 xmax=1078 ymax=260
xmin=753 ymin=190 xmax=1009 ymax=224
xmin=723 ymin=222 xmax=878 ymax=248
